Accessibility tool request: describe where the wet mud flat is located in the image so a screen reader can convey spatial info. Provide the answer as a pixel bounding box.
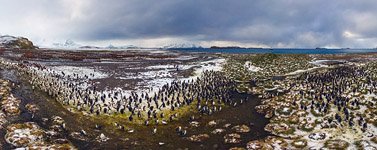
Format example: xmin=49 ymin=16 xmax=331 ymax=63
xmin=0 ymin=66 xmax=270 ymax=149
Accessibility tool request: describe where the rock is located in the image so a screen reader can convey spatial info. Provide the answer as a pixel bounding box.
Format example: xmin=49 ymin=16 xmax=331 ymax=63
xmin=246 ymin=136 xmax=285 ymax=150
xmin=5 ymin=122 xmax=45 ymax=147
xmin=49 ymin=116 xmax=65 ymax=132
xmin=264 ymin=136 xmax=288 ymax=148
xmin=51 ymin=116 xmax=65 ymax=125
xmin=131 ymin=140 xmax=139 ymax=146
xmin=232 ymin=125 xmax=250 ymax=133
xmin=70 ymin=132 xmax=88 ymax=141
xmin=186 ymin=134 xmax=210 ymax=142
xmin=355 ymin=140 xmax=376 ymax=149
xmin=364 ymin=145 xmax=377 ymax=150
xmin=208 ymin=120 xmax=217 ymax=126
xmin=264 ymin=123 xmax=293 ymax=135
xmin=211 ymin=128 xmax=226 ymax=134
xmin=96 ymin=133 xmax=109 ymax=142
xmin=0 ymin=112 xmax=8 ymax=129
xmin=27 ymin=142 xmax=75 ymax=149
xmin=299 ymin=121 xmax=316 ymax=132
xmin=4 ymin=122 xmax=71 ymax=148
xmin=25 ymin=103 xmax=39 ymax=114
xmin=292 ymin=139 xmax=307 ymax=148
xmin=372 ymin=136 xmax=377 ymax=144
xmin=53 ymin=138 xmax=70 ymax=144
xmin=1 ymin=95 xmax=21 ymax=115
xmin=246 ymin=140 xmax=264 ymax=150
xmin=41 ymin=118 xmax=49 ymax=124
xmin=127 ymin=129 xmax=135 ymax=133
xmin=50 ymin=125 xmax=64 ymax=132
xmin=276 ymin=106 xmax=293 ymax=116
xmin=224 ymin=133 xmax=241 ymax=144
xmin=46 ymin=130 xmax=59 ymax=138
xmin=224 ymin=123 xmax=232 ymax=128
xmin=189 ymin=121 xmax=200 ymax=127
xmin=324 ymin=140 xmax=349 ymax=149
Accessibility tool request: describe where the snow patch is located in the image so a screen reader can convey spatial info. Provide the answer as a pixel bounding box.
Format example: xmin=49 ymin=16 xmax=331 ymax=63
xmin=49 ymin=66 xmax=109 ymax=79
xmin=244 ymin=61 xmax=262 ymax=72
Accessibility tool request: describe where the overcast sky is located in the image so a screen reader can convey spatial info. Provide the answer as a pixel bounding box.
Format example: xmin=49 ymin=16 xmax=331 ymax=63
xmin=1 ymin=0 xmax=377 ymax=48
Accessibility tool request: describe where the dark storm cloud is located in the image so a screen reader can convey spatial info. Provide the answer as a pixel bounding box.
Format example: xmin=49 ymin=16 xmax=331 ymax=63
xmin=1 ymin=0 xmax=377 ymax=47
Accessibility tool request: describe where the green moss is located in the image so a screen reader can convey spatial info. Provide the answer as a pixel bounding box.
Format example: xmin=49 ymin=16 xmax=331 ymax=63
xmin=324 ymin=140 xmax=349 ymax=150
xmin=315 ymin=118 xmax=323 ymax=124
xmin=278 ymin=126 xmax=295 ymax=135
xmin=288 ymin=116 xmax=299 ymax=124
xmin=311 ymin=109 xmax=324 ymax=117
xmin=299 ymin=123 xmax=315 ymax=132
xmin=276 ymin=107 xmax=293 ymax=116
xmin=372 ymin=137 xmax=377 ymax=144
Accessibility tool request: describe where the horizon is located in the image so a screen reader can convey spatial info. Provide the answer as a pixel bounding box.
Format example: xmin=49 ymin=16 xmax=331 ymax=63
xmin=1 ymin=0 xmax=377 ymax=48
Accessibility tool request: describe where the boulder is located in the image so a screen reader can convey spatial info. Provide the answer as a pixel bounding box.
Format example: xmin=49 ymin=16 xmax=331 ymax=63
xmin=186 ymin=134 xmax=210 ymax=142
xmin=232 ymin=124 xmax=250 ymax=133
xmin=224 ymin=133 xmax=241 ymax=144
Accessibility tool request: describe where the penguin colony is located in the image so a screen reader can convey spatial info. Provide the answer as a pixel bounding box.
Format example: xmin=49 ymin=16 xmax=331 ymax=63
xmin=0 ymin=58 xmax=238 ymax=125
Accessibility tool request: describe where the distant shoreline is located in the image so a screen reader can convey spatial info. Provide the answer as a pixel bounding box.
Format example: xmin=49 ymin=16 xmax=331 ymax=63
xmin=168 ymin=47 xmax=377 ymax=54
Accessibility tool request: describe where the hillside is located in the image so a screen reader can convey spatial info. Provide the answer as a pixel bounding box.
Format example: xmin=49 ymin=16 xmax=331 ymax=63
xmin=0 ymin=35 xmax=37 ymax=49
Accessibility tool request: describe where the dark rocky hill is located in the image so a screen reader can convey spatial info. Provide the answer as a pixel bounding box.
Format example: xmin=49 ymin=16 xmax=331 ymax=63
xmin=0 ymin=35 xmax=37 ymax=49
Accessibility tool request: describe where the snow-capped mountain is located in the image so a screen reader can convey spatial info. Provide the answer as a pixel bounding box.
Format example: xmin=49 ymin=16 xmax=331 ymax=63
xmin=0 ymin=35 xmax=37 ymax=49
xmin=162 ymin=43 xmax=202 ymax=49
xmin=47 ymin=40 xmax=139 ymax=50
xmin=51 ymin=39 xmax=82 ymax=49
xmin=0 ymin=35 xmax=18 ymax=44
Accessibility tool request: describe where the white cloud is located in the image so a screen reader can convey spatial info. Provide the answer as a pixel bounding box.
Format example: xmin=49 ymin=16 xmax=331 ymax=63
xmin=343 ymin=31 xmax=360 ymax=39
xmin=1 ymin=0 xmax=377 ymax=48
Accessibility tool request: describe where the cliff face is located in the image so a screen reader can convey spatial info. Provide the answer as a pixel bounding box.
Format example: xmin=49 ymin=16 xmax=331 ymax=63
xmin=0 ymin=35 xmax=37 ymax=49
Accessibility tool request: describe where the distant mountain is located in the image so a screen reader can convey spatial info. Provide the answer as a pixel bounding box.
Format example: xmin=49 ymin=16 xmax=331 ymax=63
xmin=52 ymin=39 xmax=82 ymax=49
xmin=0 ymin=35 xmax=37 ymax=49
xmin=106 ymin=44 xmax=139 ymax=49
xmin=163 ymin=43 xmax=203 ymax=49
xmin=78 ymin=45 xmax=102 ymax=49
xmin=210 ymin=46 xmax=242 ymax=49
xmin=46 ymin=40 xmax=141 ymax=50
xmin=210 ymin=46 xmax=264 ymax=49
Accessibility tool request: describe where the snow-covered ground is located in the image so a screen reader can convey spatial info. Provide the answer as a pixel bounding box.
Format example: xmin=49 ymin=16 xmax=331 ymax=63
xmin=244 ymin=61 xmax=262 ymax=72
xmin=0 ymin=35 xmax=19 ymax=47
xmin=0 ymin=35 xmax=18 ymax=44
xmin=49 ymin=66 xmax=109 ymax=79
xmin=44 ymin=57 xmax=225 ymax=96
xmin=284 ymin=59 xmax=334 ymax=76
xmin=310 ymin=59 xmax=345 ymax=67
xmin=193 ymin=58 xmax=225 ymax=76
xmin=137 ymin=58 xmax=226 ymax=93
